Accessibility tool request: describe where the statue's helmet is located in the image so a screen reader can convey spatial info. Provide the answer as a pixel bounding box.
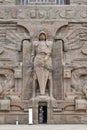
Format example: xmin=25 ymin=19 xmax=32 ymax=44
xmin=39 ymin=32 xmax=47 ymax=41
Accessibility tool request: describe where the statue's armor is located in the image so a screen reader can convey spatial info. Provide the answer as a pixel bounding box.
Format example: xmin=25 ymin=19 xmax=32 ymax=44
xmin=34 ymin=41 xmax=52 ymax=71
xmin=32 ymin=41 xmax=53 ymax=96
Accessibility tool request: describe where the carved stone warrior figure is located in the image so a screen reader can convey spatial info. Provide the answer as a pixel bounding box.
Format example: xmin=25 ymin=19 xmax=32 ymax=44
xmin=32 ymin=32 xmax=53 ymax=97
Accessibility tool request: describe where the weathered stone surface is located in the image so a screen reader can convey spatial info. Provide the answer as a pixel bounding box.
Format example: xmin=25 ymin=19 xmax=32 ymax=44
xmin=0 ymin=6 xmax=87 ymax=21
xmin=14 ymin=68 xmax=22 ymax=79
xmin=0 ymin=0 xmax=87 ymax=125
xmin=75 ymin=99 xmax=87 ymax=111
xmin=0 ymin=100 xmax=10 ymax=111
xmin=5 ymin=113 xmax=28 ymax=124
xmin=52 ymin=40 xmax=63 ymax=100
xmin=64 ymin=69 xmax=71 ymax=79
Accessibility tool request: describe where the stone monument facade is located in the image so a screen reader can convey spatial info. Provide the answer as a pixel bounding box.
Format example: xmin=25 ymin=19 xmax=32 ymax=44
xmin=0 ymin=0 xmax=87 ymax=124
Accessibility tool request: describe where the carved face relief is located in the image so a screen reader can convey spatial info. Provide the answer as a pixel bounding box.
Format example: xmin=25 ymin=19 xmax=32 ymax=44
xmin=39 ymin=33 xmax=46 ymax=41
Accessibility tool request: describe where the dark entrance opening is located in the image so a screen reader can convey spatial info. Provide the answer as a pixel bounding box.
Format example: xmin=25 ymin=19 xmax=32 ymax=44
xmin=38 ymin=102 xmax=47 ymax=124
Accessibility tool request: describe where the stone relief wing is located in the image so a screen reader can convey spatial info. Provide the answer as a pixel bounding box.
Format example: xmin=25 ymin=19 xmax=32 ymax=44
xmin=56 ymin=26 xmax=84 ymax=51
xmin=81 ymin=41 xmax=87 ymax=55
xmin=5 ymin=29 xmax=29 ymax=51
xmin=65 ymin=29 xmax=84 ymax=50
xmin=0 ymin=29 xmax=30 ymax=62
xmin=6 ymin=30 xmax=23 ymax=51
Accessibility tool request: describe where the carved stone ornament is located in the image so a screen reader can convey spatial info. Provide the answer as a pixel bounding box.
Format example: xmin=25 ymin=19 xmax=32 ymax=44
xmin=64 ymin=69 xmax=71 ymax=79
xmin=14 ymin=68 xmax=22 ymax=79
xmin=32 ymin=32 xmax=53 ymax=97
xmin=75 ymin=99 xmax=87 ymax=111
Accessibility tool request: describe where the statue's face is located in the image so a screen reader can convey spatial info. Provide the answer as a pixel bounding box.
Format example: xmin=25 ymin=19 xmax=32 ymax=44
xmin=39 ymin=33 xmax=46 ymax=41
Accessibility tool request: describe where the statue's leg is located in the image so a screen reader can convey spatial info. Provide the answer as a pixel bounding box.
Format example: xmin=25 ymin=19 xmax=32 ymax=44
xmin=49 ymin=73 xmax=53 ymax=97
xmin=35 ymin=67 xmax=49 ymax=95
xmin=33 ymin=74 xmax=37 ymax=97
xmin=40 ymin=69 xmax=49 ymax=95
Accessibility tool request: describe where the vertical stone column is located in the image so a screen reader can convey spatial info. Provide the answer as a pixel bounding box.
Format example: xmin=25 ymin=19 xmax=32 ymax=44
xmin=47 ymin=100 xmax=54 ymax=124
xmin=14 ymin=66 xmax=22 ymax=97
xmin=63 ymin=68 xmax=71 ymax=98
xmin=52 ymin=39 xmax=63 ymax=100
xmin=22 ymin=39 xmax=32 ymax=100
xmin=32 ymin=99 xmax=39 ymax=124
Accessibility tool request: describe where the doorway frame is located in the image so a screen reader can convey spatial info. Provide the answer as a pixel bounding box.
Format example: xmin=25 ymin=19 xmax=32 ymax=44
xmin=33 ymin=98 xmax=53 ymax=124
xmin=38 ymin=102 xmax=47 ymax=124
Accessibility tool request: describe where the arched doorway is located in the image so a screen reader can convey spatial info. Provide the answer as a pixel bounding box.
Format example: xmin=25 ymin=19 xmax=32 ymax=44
xmin=38 ymin=102 xmax=47 ymax=124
